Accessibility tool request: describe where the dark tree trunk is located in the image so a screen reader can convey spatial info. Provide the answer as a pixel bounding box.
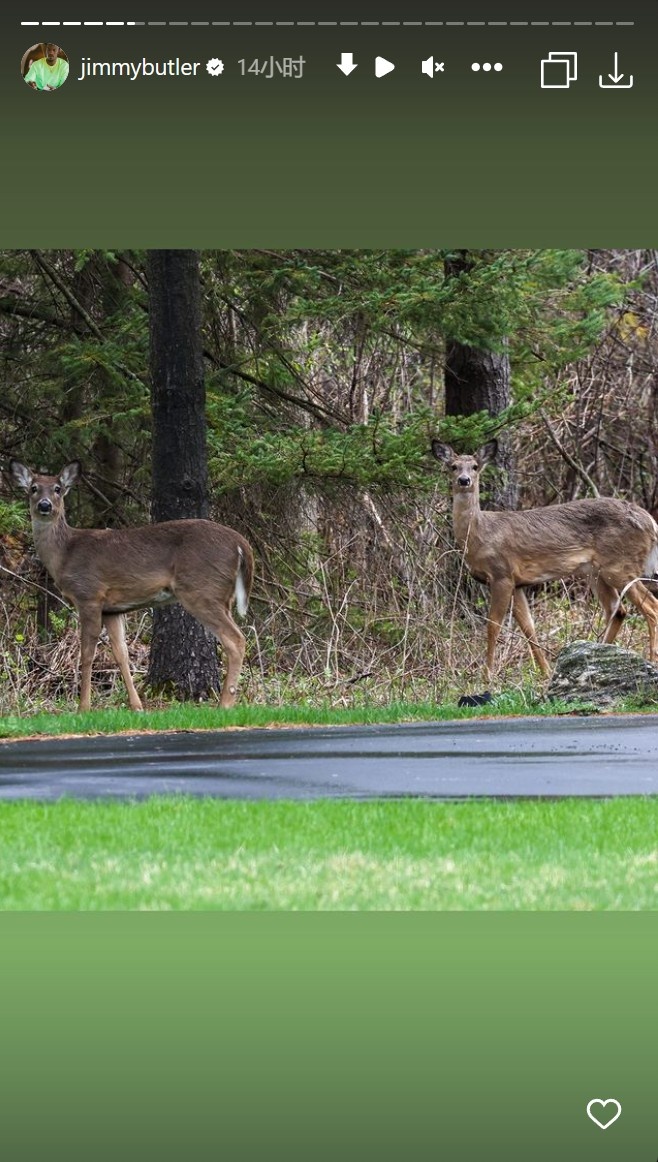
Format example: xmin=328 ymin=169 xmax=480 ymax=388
xmin=145 ymin=249 xmax=221 ymax=700
xmin=444 ymin=251 xmax=518 ymax=509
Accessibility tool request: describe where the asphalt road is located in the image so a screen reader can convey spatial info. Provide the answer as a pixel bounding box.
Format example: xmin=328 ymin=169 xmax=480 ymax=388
xmin=2 ymin=715 xmax=658 ymax=800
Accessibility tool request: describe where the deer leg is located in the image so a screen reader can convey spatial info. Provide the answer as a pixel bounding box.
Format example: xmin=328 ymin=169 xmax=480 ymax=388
xmin=620 ymin=581 xmax=658 ymax=661
xmin=592 ymin=576 xmax=626 ymax=645
xmin=177 ymin=591 xmax=246 ymax=708
xmin=77 ymin=604 xmax=103 ymax=713
xmin=485 ymin=579 xmax=515 ymax=682
xmin=103 ymin=613 xmax=144 ymax=712
xmin=511 ymin=588 xmax=551 ymax=676
xmin=207 ymin=610 xmax=246 ymax=708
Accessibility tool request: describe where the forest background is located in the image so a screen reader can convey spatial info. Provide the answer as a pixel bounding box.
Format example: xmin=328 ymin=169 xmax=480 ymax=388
xmin=1 ymin=248 xmax=657 ymax=714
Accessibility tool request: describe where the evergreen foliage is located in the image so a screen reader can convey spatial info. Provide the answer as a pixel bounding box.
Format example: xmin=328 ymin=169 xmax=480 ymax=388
xmin=1 ymin=248 xmax=655 ymax=712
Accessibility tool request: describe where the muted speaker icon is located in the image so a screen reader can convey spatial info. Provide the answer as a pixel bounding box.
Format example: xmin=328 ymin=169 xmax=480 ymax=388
xmin=421 ymin=56 xmax=445 ymax=76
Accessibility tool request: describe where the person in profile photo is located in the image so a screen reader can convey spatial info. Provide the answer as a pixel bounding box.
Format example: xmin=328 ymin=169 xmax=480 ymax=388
xmin=23 ymin=42 xmax=69 ymax=91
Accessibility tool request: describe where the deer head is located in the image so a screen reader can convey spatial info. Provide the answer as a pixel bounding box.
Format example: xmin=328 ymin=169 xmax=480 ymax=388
xmin=431 ymin=440 xmax=497 ymax=495
xmin=10 ymin=459 xmax=82 ymax=523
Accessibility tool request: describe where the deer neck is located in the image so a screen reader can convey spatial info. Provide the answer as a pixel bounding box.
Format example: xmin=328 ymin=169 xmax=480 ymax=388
xmin=451 ymin=487 xmax=484 ymax=551
xmin=31 ymin=511 xmax=74 ymax=585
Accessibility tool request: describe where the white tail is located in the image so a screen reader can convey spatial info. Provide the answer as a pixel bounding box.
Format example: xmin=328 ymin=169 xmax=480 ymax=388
xmin=432 ymin=440 xmax=658 ymax=681
xmin=235 ymin=547 xmax=249 ymax=619
xmin=10 ymin=459 xmax=254 ymax=712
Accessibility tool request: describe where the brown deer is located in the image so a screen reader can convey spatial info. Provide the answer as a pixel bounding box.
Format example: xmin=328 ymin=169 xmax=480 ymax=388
xmin=10 ymin=460 xmax=253 ymax=713
xmin=431 ymin=440 xmax=658 ymax=680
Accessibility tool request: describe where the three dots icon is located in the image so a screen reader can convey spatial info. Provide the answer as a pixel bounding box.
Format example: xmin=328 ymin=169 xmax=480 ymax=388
xmin=472 ymin=62 xmax=503 ymax=72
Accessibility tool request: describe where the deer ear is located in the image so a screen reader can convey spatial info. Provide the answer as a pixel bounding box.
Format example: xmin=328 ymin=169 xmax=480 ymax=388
xmin=431 ymin=440 xmax=455 ymax=464
xmin=9 ymin=460 xmax=33 ymax=492
xmin=59 ymin=461 xmax=82 ymax=493
xmin=478 ymin=440 xmax=498 ymax=466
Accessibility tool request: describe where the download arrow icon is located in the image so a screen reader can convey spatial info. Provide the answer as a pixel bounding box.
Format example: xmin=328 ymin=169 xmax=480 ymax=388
xmin=599 ymin=51 xmax=633 ymax=88
xmin=609 ymin=51 xmax=624 ymax=82
xmin=337 ymin=52 xmax=358 ymax=75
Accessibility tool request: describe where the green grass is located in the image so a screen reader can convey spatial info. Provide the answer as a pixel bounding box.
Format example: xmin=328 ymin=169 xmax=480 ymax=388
xmin=2 ymin=692 xmax=654 ymax=912
xmin=0 ymin=688 xmax=598 ymax=740
xmin=0 ymin=797 xmax=657 ymax=910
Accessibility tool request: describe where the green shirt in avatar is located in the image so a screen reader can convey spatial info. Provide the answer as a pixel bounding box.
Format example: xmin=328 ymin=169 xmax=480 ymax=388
xmin=25 ymin=56 xmax=69 ymax=90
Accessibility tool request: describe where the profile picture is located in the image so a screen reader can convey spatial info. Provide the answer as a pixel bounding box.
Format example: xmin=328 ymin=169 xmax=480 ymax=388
xmin=21 ymin=42 xmax=69 ymax=91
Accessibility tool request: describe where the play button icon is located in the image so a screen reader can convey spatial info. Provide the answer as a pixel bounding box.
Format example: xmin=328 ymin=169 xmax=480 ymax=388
xmin=375 ymin=56 xmax=395 ymax=77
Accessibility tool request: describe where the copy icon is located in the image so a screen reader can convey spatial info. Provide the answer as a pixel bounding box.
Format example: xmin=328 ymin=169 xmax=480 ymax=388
xmin=541 ymin=50 xmax=577 ymax=88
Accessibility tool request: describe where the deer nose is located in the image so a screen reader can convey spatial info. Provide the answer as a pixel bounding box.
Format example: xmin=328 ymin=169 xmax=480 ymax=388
xmin=37 ymin=499 xmax=52 ymax=515
xmin=457 ymin=474 xmax=471 ymax=487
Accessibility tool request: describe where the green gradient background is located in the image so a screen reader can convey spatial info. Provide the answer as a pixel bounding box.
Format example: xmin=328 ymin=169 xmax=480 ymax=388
xmin=0 ymin=914 xmax=655 ymax=1159
xmin=3 ymin=3 xmax=658 ymax=1155
xmin=4 ymin=2 xmax=654 ymax=245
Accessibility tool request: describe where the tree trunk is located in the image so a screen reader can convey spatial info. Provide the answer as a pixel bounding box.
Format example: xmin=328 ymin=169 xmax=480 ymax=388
xmin=444 ymin=251 xmax=518 ymax=509
xmin=145 ymin=249 xmax=221 ymax=700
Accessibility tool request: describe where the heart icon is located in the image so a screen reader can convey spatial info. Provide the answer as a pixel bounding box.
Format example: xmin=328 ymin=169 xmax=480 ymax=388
xmin=586 ymin=1098 xmax=622 ymax=1129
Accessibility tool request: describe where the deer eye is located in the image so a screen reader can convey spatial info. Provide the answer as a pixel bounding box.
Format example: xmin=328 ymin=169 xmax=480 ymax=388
xmin=53 ymin=485 xmax=61 ymax=495
xmin=30 ymin=485 xmax=38 ymax=494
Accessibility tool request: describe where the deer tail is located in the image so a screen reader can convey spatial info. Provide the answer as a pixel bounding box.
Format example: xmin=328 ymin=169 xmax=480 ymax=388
xmin=646 ymin=541 xmax=658 ymax=581
xmin=643 ymin=515 xmax=658 ymax=580
xmin=234 ymin=544 xmax=251 ymax=618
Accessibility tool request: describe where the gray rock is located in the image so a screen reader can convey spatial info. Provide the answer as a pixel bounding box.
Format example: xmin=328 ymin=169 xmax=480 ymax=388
xmin=546 ymin=640 xmax=658 ymax=709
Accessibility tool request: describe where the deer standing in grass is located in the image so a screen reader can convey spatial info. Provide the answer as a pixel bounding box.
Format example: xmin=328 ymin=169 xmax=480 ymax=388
xmin=10 ymin=460 xmax=253 ymax=712
xmin=431 ymin=440 xmax=658 ymax=681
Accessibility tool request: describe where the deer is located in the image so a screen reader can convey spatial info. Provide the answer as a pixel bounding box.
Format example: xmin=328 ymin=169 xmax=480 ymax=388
xmin=9 ymin=459 xmax=254 ymax=713
xmin=431 ymin=439 xmax=658 ymax=682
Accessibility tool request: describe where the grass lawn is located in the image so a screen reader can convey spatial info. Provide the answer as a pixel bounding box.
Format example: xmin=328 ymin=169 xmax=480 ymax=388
xmin=0 ymin=797 xmax=657 ymax=910
xmin=1 ymin=693 xmax=656 ymax=911
xmin=0 ymin=689 xmax=596 ymax=740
